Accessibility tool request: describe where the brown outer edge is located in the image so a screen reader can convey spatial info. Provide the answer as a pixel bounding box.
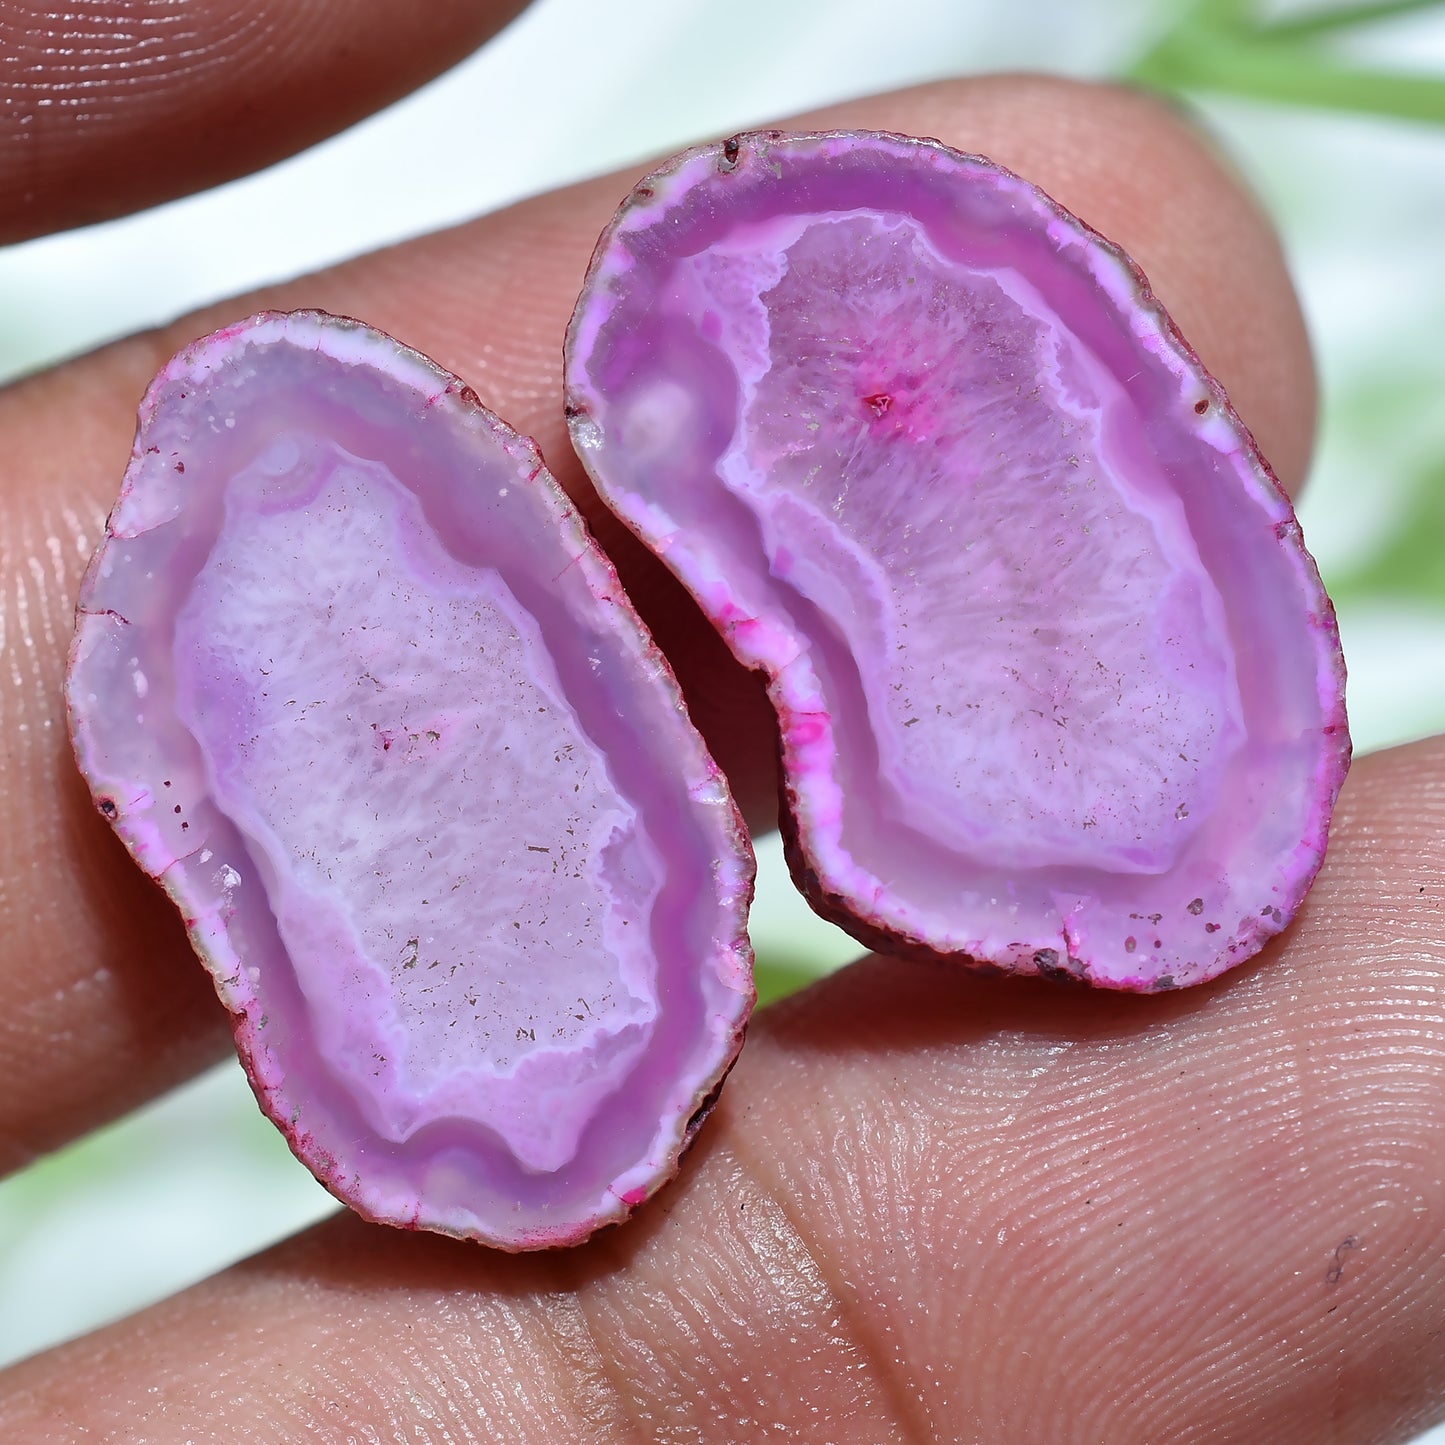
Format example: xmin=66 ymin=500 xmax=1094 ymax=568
xmin=562 ymin=129 xmax=1351 ymax=993
xmin=65 ymin=308 xmax=757 ymax=1248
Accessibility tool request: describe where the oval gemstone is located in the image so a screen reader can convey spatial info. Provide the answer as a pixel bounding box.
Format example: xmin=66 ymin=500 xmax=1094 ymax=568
xmin=67 ymin=311 xmax=754 ymax=1247
xmin=565 ymin=130 xmax=1349 ymax=990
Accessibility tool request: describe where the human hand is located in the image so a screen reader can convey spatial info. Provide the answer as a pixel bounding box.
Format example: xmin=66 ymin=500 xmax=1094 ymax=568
xmin=2 ymin=7 xmax=1442 ymax=1441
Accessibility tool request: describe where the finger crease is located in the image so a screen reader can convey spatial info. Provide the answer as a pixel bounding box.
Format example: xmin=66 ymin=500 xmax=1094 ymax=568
xmin=724 ymin=1131 xmax=936 ymax=1445
xmin=545 ymin=1275 xmax=661 ymax=1445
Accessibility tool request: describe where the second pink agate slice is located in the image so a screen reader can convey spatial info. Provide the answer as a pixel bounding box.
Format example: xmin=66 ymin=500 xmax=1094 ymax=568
xmin=565 ymin=130 xmax=1349 ymax=990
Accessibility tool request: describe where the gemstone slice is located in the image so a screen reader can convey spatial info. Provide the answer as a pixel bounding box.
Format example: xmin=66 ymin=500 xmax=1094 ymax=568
xmin=565 ymin=130 xmax=1349 ymax=990
xmin=68 ymin=311 xmax=754 ymax=1246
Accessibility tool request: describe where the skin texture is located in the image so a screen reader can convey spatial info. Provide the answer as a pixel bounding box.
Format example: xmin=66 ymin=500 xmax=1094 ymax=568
xmin=1 ymin=17 xmax=1442 ymax=1443
xmin=0 ymin=0 xmax=530 ymax=241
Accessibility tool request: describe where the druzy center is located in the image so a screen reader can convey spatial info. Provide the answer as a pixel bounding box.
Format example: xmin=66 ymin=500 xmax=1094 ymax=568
xmin=683 ymin=213 xmax=1245 ymax=871
xmin=173 ymin=438 xmax=659 ymax=1164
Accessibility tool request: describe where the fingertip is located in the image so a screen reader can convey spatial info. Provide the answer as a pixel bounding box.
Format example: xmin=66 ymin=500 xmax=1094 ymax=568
xmin=0 ymin=0 xmax=531 ymax=241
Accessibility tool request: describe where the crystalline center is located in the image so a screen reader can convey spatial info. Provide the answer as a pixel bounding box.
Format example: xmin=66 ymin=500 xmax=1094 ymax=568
xmin=664 ymin=213 xmax=1243 ymax=875
xmin=174 ymin=444 xmax=658 ymax=1167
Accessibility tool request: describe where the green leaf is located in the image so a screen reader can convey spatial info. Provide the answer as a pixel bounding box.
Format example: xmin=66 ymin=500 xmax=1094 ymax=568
xmin=754 ymin=953 xmax=841 ymax=1006
xmin=1129 ymin=0 xmax=1445 ymax=125
xmin=1329 ymin=458 xmax=1445 ymax=608
xmin=1259 ymin=1 xmax=1444 ymax=41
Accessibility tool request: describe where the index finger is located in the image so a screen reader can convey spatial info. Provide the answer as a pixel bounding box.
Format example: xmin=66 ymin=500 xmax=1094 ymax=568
xmin=0 ymin=0 xmax=530 ymax=242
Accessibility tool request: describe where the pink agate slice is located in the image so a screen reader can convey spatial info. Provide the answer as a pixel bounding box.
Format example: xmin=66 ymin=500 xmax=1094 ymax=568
xmin=565 ymin=130 xmax=1349 ymax=991
xmin=67 ymin=311 xmax=754 ymax=1247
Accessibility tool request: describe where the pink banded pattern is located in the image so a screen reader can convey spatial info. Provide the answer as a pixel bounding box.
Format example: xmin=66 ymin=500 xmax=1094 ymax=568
xmin=67 ymin=311 xmax=754 ymax=1247
xmin=566 ymin=130 xmax=1348 ymax=990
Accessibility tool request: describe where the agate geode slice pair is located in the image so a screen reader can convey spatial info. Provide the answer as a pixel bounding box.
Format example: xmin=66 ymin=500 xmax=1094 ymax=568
xmin=66 ymin=131 xmax=1350 ymax=1249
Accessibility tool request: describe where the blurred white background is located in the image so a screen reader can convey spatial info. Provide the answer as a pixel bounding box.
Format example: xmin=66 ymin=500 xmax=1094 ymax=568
xmin=2 ymin=0 xmax=1444 ymax=1434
